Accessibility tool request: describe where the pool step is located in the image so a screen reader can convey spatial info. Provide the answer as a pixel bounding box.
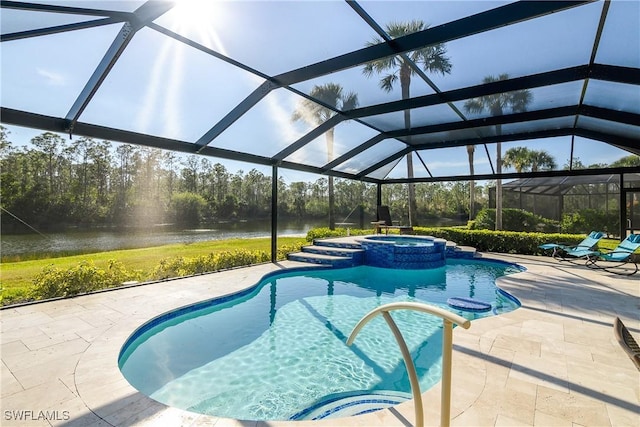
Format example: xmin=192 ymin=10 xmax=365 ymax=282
xmin=303 ymin=245 xmax=365 ymax=258
xmin=446 ymin=242 xmax=478 ymax=259
xmin=287 ymin=251 xmax=359 ymax=268
xmin=287 ymin=240 xmax=365 ymax=267
xmin=314 ymin=238 xmax=364 ymax=250
xmin=290 ymin=391 xmax=410 ymax=420
xmin=287 ymin=236 xmax=478 ymax=267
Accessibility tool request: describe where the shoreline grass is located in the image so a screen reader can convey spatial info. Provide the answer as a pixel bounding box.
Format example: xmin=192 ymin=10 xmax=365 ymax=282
xmin=1 ymin=236 xmax=307 ymax=291
xmin=0 ymin=230 xmax=625 ymax=306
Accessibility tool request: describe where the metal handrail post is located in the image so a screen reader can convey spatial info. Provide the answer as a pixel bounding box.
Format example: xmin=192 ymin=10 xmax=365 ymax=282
xmin=347 ymin=302 xmax=470 ymax=427
xmin=381 ymin=312 xmax=424 ymax=427
xmin=441 ymin=319 xmax=454 ymax=427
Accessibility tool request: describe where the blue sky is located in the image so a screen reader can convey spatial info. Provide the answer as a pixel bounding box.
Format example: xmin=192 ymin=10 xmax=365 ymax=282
xmin=2 ymin=0 xmax=638 ymax=183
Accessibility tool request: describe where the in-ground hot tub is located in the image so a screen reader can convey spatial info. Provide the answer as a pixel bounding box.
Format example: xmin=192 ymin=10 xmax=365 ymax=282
xmin=356 ymin=235 xmax=446 ymax=269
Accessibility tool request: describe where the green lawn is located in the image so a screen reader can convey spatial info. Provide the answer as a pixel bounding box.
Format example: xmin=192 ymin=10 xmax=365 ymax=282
xmin=0 ymin=236 xmax=307 ymax=291
xmin=0 ymin=233 xmax=629 ymax=306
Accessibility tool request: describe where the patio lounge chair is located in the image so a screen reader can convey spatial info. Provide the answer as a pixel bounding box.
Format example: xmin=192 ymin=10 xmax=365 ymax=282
xmin=539 ymin=231 xmax=605 ymax=262
xmin=583 ymin=234 xmax=640 ymax=276
xmin=374 ymin=206 xmax=413 ymax=235
xmin=613 ymin=317 xmax=640 ymax=371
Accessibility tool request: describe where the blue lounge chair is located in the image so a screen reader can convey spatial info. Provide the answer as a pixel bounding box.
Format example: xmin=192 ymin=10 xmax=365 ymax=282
xmin=584 ymin=234 xmax=640 ymax=276
xmin=539 ymin=231 xmax=605 ymax=261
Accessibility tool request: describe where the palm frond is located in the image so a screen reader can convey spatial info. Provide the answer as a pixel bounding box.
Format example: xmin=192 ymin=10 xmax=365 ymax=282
xmin=463 ymin=98 xmax=485 ymax=114
xmin=342 ymin=92 xmax=359 ymax=111
xmin=380 ymin=74 xmax=398 ymax=92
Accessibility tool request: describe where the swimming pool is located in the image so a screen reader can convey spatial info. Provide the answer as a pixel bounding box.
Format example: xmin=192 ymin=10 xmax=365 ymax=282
xmin=119 ymin=259 xmax=522 ymax=421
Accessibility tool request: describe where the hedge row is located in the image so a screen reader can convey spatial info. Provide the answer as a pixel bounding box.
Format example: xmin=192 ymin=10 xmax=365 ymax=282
xmin=8 ymin=243 xmax=305 ymax=305
xmin=6 ymin=229 xmax=616 ymax=306
xmin=412 ymin=227 xmax=586 ymax=255
xmin=306 ymin=226 xmax=590 ymax=256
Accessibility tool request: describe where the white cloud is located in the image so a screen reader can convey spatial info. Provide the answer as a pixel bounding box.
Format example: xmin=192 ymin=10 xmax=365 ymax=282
xmin=36 ymin=68 xmax=65 ymax=86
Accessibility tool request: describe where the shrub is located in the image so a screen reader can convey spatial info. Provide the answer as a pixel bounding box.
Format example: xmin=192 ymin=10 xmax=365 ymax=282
xmin=32 ymin=260 xmax=141 ymax=299
xmin=411 ymin=227 xmax=588 ymax=255
xmin=470 ymin=208 xmax=559 ymax=233
xmin=561 ymin=209 xmax=619 ymax=234
xmin=0 ymin=287 xmax=34 ymax=306
xmin=306 ymin=227 xmax=377 ymax=242
xmin=151 ymin=249 xmax=272 ymax=280
xmin=304 ymin=225 xmax=591 ymax=255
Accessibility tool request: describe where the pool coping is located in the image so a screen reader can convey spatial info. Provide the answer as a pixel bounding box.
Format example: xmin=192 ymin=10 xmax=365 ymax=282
xmin=1 ymin=252 xmax=639 ymax=426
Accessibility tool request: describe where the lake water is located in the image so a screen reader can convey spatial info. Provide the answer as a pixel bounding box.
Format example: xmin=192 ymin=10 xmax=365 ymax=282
xmin=0 ymin=219 xmax=326 ymax=258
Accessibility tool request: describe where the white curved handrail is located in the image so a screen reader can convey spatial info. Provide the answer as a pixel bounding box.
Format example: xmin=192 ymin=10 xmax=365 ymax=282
xmin=346 ymin=302 xmax=471 ymax=427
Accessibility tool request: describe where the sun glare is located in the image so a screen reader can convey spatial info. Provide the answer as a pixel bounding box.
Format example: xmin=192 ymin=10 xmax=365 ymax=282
xmin=168 ymin=0 xmax=229 ymax=56
xmin=171 ymin=0 xmax=222 ymax=30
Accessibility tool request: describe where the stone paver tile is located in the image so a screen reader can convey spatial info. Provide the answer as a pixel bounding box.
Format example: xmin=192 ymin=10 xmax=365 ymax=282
xmin=0 ymin=325 xmax=49 ymax=343
xmin=10 ymin=352 xmax=82 ymax=390
xmin=478 ymin=335 xmax=496 ymax=353
xmin=210 ymin=419 xmax=257 ymax=427
xmin=39 ymin=302 xmax=87 ymax=318
xmin=474 ymin=386 xmax=536 ymax=425
xmin=606 ymin=402 xmax=640 ymax=427
xmin=76 ymin=309 xmax=124 ymax=328
xmin=44 ymin=396 xmax=94 ymax=426
xmin=2 ymin=337 xmax=88 ymax=373
xmin=535 ymin=385 xmax=611 ymax=426
xmin=555 ymin=340 xmax=596 ymax=362
xmin=0 ymin=311 xmax=53 ymax=330
xmin=75 ymin=324 xmax=115 ymax=343
xmin=509 ymin=351 xmax=569 ymax=393
xmin=521 ymin=319 xmax=564 ymax=340
xmin=1 ymin=339 xmax=30 ymax=356
xmin=533 ymin=410 xmax=574 ymax=426
xmin=564 ymin=326 xmax=614 ymax=348
xmin=20 ymin=331 xmax=78 ymax=351
xmin=91 ymin=391 xmax=160 ymax=424
xmin=37 ymin=316 xmax=97 ymax=339
xmin=567 ymin=358 xmax=639 ymax=400
xmin=188 ymin=415 xmax=220 ymax=426
xmin=505 ymin=376 xmax=538 ymax=397
xmin=1 ymin=360 xmax=24 ymax=397
xmin=103 ymin=399 xmax=167 ymax=426
xmin=50 ymin=409 xmax=104 ymax=427
xmin=496 ymin=414 xmax=532 ymax=426
xmin=127 ymin=407 xmax=201 ymax=427
xmin=1 ymin=378 xmax=78 ymax=419
xmin=77 ymin=378 xmax=136 ymax=410
xmin=450 ymin=405 xmax=497 ymax=426
xmin=492 ymin=334 xmax=541 ymax=356
xmin=0 ymin=411 xmax=51 ymax=427
xmin=362 ymin=409 xmax=414 ymax=427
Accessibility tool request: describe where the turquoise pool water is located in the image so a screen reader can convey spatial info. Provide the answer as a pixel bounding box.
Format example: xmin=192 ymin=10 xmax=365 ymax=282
xmin=119 ymin=260 xmax=522 ymax=421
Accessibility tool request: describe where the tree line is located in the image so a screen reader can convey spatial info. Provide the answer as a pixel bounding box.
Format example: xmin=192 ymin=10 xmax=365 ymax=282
xmin=0 ymin=127 xmax=483 ymax=233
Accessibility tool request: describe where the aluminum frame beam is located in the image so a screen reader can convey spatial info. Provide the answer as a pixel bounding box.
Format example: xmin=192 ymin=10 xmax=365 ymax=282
xmin=192 ymin=0 xmax=590 ymax=152
xmin=63 ymin=1 xmax=176 ymax=133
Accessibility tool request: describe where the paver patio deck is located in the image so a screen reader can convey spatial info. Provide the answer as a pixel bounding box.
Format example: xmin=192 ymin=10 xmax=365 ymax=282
xmin=1 ymin=251 xmax=638 ymax=426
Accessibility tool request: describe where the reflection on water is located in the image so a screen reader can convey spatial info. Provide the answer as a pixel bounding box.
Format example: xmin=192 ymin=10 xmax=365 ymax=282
xmin=1 ymin=220 xmax=324 ymax=258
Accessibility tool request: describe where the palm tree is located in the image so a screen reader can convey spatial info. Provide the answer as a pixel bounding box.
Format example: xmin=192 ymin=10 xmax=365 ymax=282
xmin=503 ymin=147 xmax=556 ymax=173
xmin=291 ymin=83 xmax=358 ymax=229
xmin=503 ymin=146 xmax=532 ymax=173
xmin=529 ymin=150 xmax=556 ymax=172
xmin=503 ymin=147 xmax=555 ymax=215
xmin=467 ymin=145 xmax=476 ymax=220
xmin=463 ymin=74 xmax=532 ymax=230
xmin=363 ymin=20 xmax=452 ymax=226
